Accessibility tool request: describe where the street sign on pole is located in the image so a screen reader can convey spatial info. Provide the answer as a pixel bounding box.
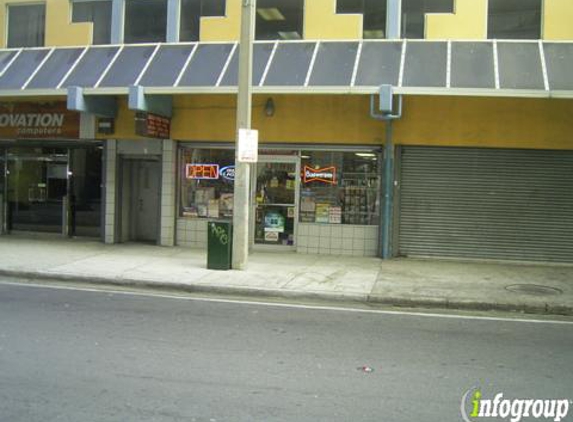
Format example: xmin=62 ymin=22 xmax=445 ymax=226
xmin=238 ymin=128 xmax=258 ymax=163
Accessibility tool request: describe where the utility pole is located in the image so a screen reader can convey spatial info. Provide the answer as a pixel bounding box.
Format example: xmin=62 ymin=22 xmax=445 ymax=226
xmin=232 ymin=0 xmax=256 ymax=270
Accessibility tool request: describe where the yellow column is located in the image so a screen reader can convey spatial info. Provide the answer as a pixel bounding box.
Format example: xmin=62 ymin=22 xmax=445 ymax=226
xmin=426 ymin=0 xmax=487 ymax=40
xmin=0 ymin=0 xmax=93 ymax=47
xmin=543 ymin=0 xmax=573 ymax=40
xmin=200 ymin=0 xmax=241 ymax=41
xmin=304 ymin=0 xmax=361 ymax=40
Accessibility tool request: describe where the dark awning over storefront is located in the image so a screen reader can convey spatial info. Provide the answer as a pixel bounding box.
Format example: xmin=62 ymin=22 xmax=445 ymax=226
xmin=0 ymin=40 xmax=571 ymax=98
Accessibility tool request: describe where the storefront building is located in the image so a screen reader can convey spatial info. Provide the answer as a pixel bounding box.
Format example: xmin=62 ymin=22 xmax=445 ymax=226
xmin=0 ymin=0 xmax=572 ymax=262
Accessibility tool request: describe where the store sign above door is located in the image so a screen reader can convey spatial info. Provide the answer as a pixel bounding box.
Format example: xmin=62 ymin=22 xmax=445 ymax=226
xmin=0 ymin=102 xmax=79 ymax=139
xmin=303 ymin=165 xmax=337 ymax=184
xmin=135 ymin=112 xmax=170 ymax=139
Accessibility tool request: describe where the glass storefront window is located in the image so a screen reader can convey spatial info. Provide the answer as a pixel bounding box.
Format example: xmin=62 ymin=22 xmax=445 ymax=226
xmin=401 ymin=0 xmax=453 ymax=39
xmin=179 ymin=148 xmax=235 ymax=219
xmin=70 ymin=147 xmax=102 ymax=237
xmin=256 ymin=0 xmax=304 ymax=40
xmin=7 ymin=4 xmax=46 ymax=48
xmin=488 ymin=0 xmax=541 ymax=39
xmin=180 ymin=0 xmax=226 ymax=42
xmin=300 ymin=151 xmax=379 ymax=225
xmin=6 ymin=147 xmax=68 ymax=233
xmin=337 ymin=0 xmax=387 ymax=39
xmin=72 ymin=0 xmax=112 ymax=45
xmin=0 ymin=149 xmax=5 ymax=232
xmin=124 ymin=0 xmax=167 ymax=43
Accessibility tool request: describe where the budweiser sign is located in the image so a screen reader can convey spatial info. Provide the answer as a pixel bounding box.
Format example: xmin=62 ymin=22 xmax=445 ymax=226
xmin=0 ymin=102 xmax=80 ymax=139
xmin=303 ymin=165 xmax=337 ymax=184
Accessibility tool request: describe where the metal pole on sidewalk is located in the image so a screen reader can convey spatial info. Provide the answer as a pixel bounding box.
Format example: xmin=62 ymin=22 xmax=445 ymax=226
xmin=232 ymin=0 xmax=256 ymax=270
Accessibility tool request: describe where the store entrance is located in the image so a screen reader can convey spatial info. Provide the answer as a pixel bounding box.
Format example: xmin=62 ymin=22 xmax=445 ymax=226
xmin=6 ymin=148 xmax=68 ymax=234
xmin=252 ymin=156 xmax=299 ymax=249
xmin=119 ymin=159 xmax=160 ymax=243
xmin=3 ymin=146 xmax=103 ymax=237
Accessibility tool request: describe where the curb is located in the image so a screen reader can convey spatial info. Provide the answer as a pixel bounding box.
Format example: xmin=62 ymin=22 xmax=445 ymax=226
xmin=1 ymin=269 xmax=571 ymax=317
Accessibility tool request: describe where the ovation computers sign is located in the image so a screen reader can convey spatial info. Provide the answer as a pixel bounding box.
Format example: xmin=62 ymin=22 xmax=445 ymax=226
xmin=0 ymin=102 xmax=80 ymax=139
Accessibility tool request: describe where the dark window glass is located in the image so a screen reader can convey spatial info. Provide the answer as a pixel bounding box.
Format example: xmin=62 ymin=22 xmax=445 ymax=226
xmin=256 ymin=0 xmax=304 ymax=40
xmin=180 ymin=0 xmax=225 ymax=42
xmin=7 ymin=4 xmax=46 ymax=48
xmin=72 ymin=0 xmax=112 ymax=44
xmin=337 ymin=0 xmax=387 ymax=39
xmin=70 ymin=147 xmax=102 ymax=238
xmin=401 ymin=0 xmax=453 ymax=39
xmin=124 ymin=0 xmax=167 ymax=43
xmin=488 ymin=0 xmax=541 ymax=39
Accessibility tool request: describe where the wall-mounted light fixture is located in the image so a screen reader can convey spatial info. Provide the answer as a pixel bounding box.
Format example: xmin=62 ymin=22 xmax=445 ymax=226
xmin=264 ymin=98 xmax=275 ymax=117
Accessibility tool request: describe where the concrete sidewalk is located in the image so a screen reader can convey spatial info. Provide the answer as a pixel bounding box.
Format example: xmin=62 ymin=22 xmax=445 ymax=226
xmin=0 ymin=235 xmax=572 ymax=316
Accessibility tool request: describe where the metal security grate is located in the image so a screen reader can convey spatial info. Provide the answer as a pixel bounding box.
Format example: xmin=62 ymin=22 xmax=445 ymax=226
xmin=399 ymin=146 xmax=573 ymax=262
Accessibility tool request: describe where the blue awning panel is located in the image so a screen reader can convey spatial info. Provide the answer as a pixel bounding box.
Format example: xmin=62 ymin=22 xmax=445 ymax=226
xmin=0 ymin=40 xmax=570 ymax=98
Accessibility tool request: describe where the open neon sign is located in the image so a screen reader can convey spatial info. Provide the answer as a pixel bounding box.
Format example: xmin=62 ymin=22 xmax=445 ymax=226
xmin=186 ymin=164 xmax=219 ymax=180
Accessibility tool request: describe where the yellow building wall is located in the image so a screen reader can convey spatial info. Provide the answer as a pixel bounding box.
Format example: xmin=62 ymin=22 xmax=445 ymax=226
xmin=395 ymin=96 xmax=573 ymax=150
xmin=0 ymin=0 xmax=93 ymax=48
xmin=1 ymin=0 xmax=572 ymax=46
xmin=101 ymin=95 xmax=573 ymax=152
xmin=200 ymin=0 xmax=241 ymax=42
xmin=103 ymin=95 xmax=386 ymax=145
xmin=426 ymin=0 xmax=487 ymax=40
xmin=543 ymin=0 xmax=573 ymax=40
xmin=304 ymin=0 xmax=361 ymax=40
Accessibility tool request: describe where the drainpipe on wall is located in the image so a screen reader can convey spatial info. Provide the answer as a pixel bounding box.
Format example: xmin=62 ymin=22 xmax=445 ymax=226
xmin=370 ymin=85 xmax=403 ymax=259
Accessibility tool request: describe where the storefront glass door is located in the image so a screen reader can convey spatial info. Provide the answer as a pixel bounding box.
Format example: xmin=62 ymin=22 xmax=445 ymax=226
xmin=7 ymin=148 xmax=68 ymax=233
xmin=253 ymin=156 xmax=299 ymax=248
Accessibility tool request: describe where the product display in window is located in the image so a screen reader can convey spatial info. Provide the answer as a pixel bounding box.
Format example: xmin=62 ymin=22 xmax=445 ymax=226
xmin=300 ymin=151 xmax=380 ymax=225
xmin=179 ymin=148 xmax=234 ymax=219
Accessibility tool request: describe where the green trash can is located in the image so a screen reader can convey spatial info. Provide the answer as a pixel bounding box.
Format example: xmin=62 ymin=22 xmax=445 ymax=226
xmin=207 ymin=221 xmax=233 ymax=270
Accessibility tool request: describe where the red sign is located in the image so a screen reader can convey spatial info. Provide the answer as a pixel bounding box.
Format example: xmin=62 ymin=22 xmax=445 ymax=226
xmin=0 ymin=102 xmax=80 ymax=139
xmin=303 ymin=165 xmax=337 ymax=184
xmin=186 ymin=164 xmax=220 ymax=180
xmin=135 ymin=112 xmax=170 ymax=139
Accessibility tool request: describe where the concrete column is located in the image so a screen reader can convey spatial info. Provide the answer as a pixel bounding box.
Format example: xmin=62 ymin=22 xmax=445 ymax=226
xmin=232 ymin=0 xmax=256 ymax=270
xmin=111 ymin=0 xmax=125 ymax=44
xmin=104 ymin=140 xmax=118 ymax=244
xmin=160 ymin=139 xmax=176 ymax=246
xmin=166 ymin=0 xmax=181 ymax=42
xmin=386 ymin=0 xmax=402 ymax=39
xmin=79 ymin=113 xmax=96 ymax=139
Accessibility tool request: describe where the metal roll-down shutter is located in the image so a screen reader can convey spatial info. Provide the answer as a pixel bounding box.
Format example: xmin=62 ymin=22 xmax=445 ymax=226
xmin=398 ymin=146 xmax=573 ymax=262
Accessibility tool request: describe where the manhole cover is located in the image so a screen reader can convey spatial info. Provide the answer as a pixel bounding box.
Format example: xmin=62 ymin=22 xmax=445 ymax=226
xmin=505 ymin=284 xmax=563 ymax=296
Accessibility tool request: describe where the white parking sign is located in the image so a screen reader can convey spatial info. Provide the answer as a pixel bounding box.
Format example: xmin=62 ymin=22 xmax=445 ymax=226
xmin=238 ymin=129 xmax=258 ymax=163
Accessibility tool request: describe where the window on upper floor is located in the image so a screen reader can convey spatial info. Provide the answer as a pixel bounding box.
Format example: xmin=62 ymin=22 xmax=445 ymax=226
xmin=7 ymin=4 xmax=46 ymax=48
xmin=72 ymin=0 xmax=112 ymax=44
xmin=488 ymin=0 xmax=541 ymax=39
xmin=337 ymin=0 xmax=387 ymax=39
xmin=401 ymin=0 xmax=453 ymax=38
xmin=180 ymin=0 xmax=226 ymax=42
xmin=256 ymin=0 xmax=304 ymax=40
xmin=124 ymin=0 xmax=168 ymax=43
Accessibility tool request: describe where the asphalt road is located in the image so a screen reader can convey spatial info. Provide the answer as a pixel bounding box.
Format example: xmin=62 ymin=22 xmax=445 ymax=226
xmin=0 ymin=281 xmax=572 ymax=422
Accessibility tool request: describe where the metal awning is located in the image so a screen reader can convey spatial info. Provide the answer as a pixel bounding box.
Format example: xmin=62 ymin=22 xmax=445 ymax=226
xmin=0 ymin=40 xmax=572 ymax=98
